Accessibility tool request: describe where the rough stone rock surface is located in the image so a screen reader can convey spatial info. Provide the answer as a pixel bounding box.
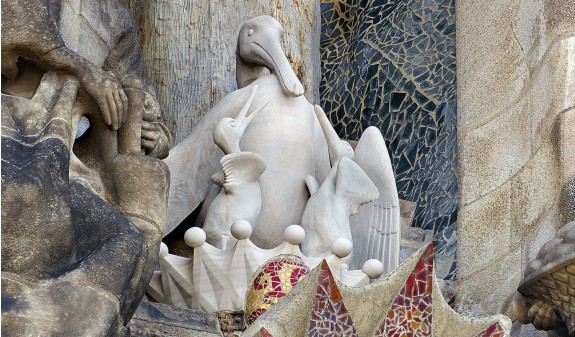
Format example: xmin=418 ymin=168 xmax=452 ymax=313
xmin=128 ymin=301 xmax=222 ymax=337
xmin=1 ymin=0 xmax=170 ymax=334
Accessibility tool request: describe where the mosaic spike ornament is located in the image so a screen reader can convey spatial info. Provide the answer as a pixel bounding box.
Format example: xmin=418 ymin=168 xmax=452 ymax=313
xmin=473 ymin=322 xmax=508 ymax=337
xmin=242 ymin=244 xmax=511 ymax=337
xmin=245 ymin=255 xmax=310 ymax=325
xmin=374 ymin=244 xmax=434 ymax=336
xmin=308 ymin=260 xmax=358 ymax=337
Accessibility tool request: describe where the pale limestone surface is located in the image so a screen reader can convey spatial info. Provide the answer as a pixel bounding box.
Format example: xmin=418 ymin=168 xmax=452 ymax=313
xmin=147 ymin=223 xmax=375 ymax=313
xmin=314 ymin=105 xmax=401 ymax=275
xmin=203 ymin=86 xmax=268 ymax=249
xmin=456 ymin=0 xmax=575 ymax=325
xmin=350 ymin=126 xmax=401 ymax=275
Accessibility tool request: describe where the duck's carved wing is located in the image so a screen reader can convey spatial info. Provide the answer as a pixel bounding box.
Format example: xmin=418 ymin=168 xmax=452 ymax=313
xmin=350 ymin=127 xmax=400 ymax=276
xmin=335 ymin=157 xmax=379 ymax=215
xmin=220 ymin=152 xmax=266 ymax=194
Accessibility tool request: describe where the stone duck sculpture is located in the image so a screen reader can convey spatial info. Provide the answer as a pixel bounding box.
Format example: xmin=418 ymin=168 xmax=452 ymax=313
xmin=203 ymin=86 xmax=268 ymax=249
xmin=164 ymin=16 xmax=330 ymax=248
xmin=314 ymin=105 xmax=401 ymax=274
xmin=300 ymin=157 xmax=379 ymax=259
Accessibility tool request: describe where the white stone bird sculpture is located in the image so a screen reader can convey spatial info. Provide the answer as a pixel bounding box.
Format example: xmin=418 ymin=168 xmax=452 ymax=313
xmin=203 ymin=86 xmax=269 ymax=249
xmin=164 ymin=16 xmax=331 ymax=247
xmin=314 ymin=105 xmax=401 ymax=275
xmin=300 ymin=157 xmax=379 ymax=259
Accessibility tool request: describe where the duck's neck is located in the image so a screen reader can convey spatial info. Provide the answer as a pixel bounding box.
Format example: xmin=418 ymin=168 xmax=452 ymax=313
xmin=236 ymin=52 xmax=269 ymax=89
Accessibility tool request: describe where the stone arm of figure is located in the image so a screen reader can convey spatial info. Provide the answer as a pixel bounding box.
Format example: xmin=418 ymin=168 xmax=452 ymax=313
xmin=0 ymin=0 xmax=128 ymax=130
xmin=103 ymin=27 xmax=172 ymax=159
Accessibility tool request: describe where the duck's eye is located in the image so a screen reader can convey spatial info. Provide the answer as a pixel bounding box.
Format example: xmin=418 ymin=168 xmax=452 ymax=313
xmin=248 ymin=29 xmax=254 ymax=36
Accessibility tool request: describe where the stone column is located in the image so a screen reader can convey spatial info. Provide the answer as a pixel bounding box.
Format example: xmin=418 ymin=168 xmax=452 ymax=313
xmin=455 ymin=0 xmax=575 ymax=320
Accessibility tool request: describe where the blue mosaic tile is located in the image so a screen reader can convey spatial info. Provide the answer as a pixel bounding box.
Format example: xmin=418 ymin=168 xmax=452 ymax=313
xmin=320 ymin=0 xmax=457 ymax=271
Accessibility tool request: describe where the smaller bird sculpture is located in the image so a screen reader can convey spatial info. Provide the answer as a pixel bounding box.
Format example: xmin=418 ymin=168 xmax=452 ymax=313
xmin=300 ymin=157 xmax=379 ymax=259
xmin=314 ymin=105 xmax=401 ymax=275
xmin=203 ymin=86 xmax=270 ymax=249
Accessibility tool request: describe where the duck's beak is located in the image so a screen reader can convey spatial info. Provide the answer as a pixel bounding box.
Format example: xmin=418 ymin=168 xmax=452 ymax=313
xmin=237 ymin=16 xmax=305 ymax=97
xmin=252 ymin=38 xmax=305 ymax=97
xmin=235 ymin=85 xmax=271 ymax=131
xmin=314 ymin=105 xmax=354 ymax=165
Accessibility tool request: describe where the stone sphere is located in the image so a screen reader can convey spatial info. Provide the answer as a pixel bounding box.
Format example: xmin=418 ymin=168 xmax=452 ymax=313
xmin=362 ymin=259 xmax=384 ymax=279
xmin=159 ymin=242 xmax=169 ymax=258
xmin=184 ymin=227 xmax=206 ymax=247
xmin=231 ymin=219 xmax=252 ymax=240
xmin=284 ymin=225 xmax=305 ymax=245
xmin=331 ymin=238 xmax=353 ymax=257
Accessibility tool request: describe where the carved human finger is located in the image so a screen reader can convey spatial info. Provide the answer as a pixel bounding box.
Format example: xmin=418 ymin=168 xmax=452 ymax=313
xmin=141 ymin=130 xmax=159 ymax=141
xmin=120 ymin=89 xmax=128 ymax=124
xmin=533 ymin=303 xmax=560 ymax=330
xmin=106 ymin=91 xmax=118 ymax=130
xmin=99 ymin=96 xmax=112 ymax=126
xmin=141 ymin=139 xmax=156 ymax=151
xmin=113 ymin=90 xmax=124 ymax=128
xmin=142 ymin=121 xmax=161 ymax=132
xmin=142 ymin=112 xmax=158 ymax=123
xmin=527 ymin=301 xmax=543 ymax=321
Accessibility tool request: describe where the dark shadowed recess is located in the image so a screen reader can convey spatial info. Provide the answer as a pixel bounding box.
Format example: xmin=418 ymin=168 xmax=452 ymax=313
xmin=319 ymin=0 xmax=457 ymax=280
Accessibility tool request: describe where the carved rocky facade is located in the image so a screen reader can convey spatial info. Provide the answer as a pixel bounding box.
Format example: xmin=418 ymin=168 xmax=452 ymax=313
xmin=1 ymin=0 xmax=170 ymax=335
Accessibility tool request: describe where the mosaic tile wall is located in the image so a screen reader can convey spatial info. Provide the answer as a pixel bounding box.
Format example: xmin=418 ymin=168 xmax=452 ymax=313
xmin=319 ymin=0 xmax=457 ymax=278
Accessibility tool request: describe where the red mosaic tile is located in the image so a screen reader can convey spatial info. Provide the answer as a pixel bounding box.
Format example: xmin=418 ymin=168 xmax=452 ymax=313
xmin=245 ymin=256 xmax=310 ymax=325
xmin=308 ymin=260 xmax=358 ymax=337
xmin=261 ymin=327 xmax=274 ymax=337
xmin=374 ymin=244 xmax=434 ymax=337
xmin=473 ymin=322 xmax=507 ymax=337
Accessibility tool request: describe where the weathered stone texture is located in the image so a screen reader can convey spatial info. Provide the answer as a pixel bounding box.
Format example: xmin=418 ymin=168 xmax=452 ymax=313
xmin=1 ymin=0 xmax=170 ymax=335
xmin=127 ymin=0 xmax=321 ymax=146
xmin=456 ymin=0 xmax=575 ymax=320
xmin=128 ymin=301 xmax=222 ymax=337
